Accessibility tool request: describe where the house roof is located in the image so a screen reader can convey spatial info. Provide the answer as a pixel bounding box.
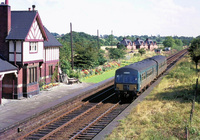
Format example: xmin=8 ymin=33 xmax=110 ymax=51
xmin=6 ymin=11 xmax=47 ymax=41
xmin=120 ymin=38 xmax=133 ymax=46
xmin=0 ymin=58 xmax=18 ymax=73
xmin=44 ymin=26 xmax=62 ymax=47
xmin=134 ymin=39 xmax=144 ymax=46
xmin=145 ymin=38 xmax=155 ymax=45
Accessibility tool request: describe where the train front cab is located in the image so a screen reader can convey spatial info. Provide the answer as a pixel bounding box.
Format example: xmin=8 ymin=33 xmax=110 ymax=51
xmin=115 ymin=68 xmax=139 ymax=100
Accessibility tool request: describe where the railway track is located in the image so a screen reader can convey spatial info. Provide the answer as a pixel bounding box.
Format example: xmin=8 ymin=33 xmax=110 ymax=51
xmin=167 ymin=48 xmax=188 ymax=67
xmin=17 ymin=86 xmax=117 ymax=140
xmin=14 ymin=49 xmax=188 ymax=140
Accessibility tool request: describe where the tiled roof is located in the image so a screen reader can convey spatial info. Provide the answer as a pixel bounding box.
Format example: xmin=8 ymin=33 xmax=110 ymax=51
xmin=44 ymin=27 xmax=62 ymax=47
xmin=120 ymin=39 xmax=133 ymax=46
xmin=134 ymin=39 xmax=144 ymax=46
xmin=6 ymin=11 xmax=37 ymax=40
xmin=6 ymin=11 xmax=47 ymax=41
xmin=145 ymin=39 xmax=154 ymax=45
xmin=0 ymin=58 xmax=17 ymax=72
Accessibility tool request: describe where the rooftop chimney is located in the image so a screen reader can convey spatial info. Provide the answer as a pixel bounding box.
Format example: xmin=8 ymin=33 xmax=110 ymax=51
xmin=32 ymin=5 xmax=35 ymax=11
xmin=0 ymin=0 xmax=11 ymax=60
xmin=5 ymin=0 xmax=8 ymax=5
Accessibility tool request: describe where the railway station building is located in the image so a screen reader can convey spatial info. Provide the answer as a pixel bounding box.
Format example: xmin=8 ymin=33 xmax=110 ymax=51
xmin=0 ymin=0 xmax=62 ymax=104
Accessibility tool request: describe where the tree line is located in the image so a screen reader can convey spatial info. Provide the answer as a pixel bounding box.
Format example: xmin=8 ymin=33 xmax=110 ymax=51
xmin=56 ymin=31 xmax=198 ymax=77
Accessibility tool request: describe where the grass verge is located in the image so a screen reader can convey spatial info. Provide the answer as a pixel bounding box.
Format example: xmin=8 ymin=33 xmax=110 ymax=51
xmin=106 ymin=55 xmax=200 ymax=140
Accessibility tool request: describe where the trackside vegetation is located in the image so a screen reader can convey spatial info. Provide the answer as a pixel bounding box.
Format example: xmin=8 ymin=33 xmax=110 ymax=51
xmin=106 ymin=55 xmax=200 ymax=140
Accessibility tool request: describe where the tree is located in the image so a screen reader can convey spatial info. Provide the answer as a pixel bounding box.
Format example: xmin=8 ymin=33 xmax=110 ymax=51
xmin=188 ymin=37 xmax=200 ymax=71
xmin=59 ymin=40 xmax=72 ymax=74
xmin=108 ymin=48 xmax=126 ymax=60
xmin=97 ymin=49 xmax=107 ymax=65
xmin=74 ymin=42 xmax=103 ymax=69
xmin=117 ymin=43 xmax=126 ymax=49
xmin=138 ymin=48 xmax=146 ymax=56
xmin=163 ymin=36 xmax=175 ymax=48
xmin=174 ymin=39 xmax=183 ymax=47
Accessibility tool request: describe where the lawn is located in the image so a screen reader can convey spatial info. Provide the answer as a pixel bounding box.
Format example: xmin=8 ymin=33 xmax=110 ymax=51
xmin=106 ymin=55 xmax=200 ymax=140
xmin=81 ymin=69 xmax=117 ymax=83
xmin=81 ymin=51 xmax=157 ymax=83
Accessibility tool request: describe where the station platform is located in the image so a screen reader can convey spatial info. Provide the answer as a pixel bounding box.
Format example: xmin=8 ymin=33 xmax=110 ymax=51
xmin=0 ymin=82 xmax=94 ymax=132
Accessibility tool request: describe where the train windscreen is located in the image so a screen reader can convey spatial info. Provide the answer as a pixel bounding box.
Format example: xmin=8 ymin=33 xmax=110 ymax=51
xmin=115 ymin=74 xmax=137 ymax=83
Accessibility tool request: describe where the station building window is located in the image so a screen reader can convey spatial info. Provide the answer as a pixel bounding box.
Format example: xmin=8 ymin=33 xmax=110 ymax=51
xmin=30 ymin=42 xmax=38 ymax=52
xmin=29 ymin=67 xmax=37 ymax=83
xmin=49 ymin=65 xmax=53 ymax=76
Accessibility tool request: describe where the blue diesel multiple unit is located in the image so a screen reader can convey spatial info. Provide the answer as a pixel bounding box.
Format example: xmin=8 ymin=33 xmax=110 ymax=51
xmin=114 ymin=55 xmax=167 ymax=100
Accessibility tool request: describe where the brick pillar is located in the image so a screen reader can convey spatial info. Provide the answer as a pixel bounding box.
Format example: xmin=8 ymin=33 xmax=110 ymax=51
xmin=0 ymin=3 xmax=11 ymax=60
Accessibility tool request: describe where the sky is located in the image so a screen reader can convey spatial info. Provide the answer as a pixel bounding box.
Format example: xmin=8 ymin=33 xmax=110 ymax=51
xmin=3 ymin=0 xmax=200 ymax=37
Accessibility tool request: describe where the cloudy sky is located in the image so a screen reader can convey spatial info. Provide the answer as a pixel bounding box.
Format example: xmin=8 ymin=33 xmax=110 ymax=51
xmin=4 ymin=0 xmax=200 ymax=37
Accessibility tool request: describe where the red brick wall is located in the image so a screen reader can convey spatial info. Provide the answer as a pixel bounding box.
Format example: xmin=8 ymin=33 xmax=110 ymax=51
xmin=0 ymin=4 xmax=11 ymax=60
xmin=41 ymin=61 xmax=59 ymax=84
xmin=23 ymin=63 xmax=40 ymax=97
xmin=16 ymin=68 xmax=23 ymax=98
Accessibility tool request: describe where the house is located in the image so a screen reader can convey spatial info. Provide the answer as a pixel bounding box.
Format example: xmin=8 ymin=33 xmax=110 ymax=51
xmin=118 ymin=38 xmax=136 ymax=50
xmin=0 ymin=1 xmax=62 ymax=104
xmin=133 ymin=38 xmax=146 ymax=49
xmin=145 ymin=38 xmax=158 ymax=50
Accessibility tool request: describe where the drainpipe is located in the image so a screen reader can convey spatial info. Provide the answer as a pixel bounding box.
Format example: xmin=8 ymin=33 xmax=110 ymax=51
xmin=14 ymin=41 xmax=16 ymax=65
xmin=0 ymin=75 xmax=2 ymax=104
xmin=45 ymin=49 xmax=47 ymax=84
xmin=13 ymin=40 xmax=19 ymax=99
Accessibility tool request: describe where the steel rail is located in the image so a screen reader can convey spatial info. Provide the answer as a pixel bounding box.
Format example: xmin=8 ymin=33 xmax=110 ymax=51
xmin=69 ymin=102 xmax=120 ymax=140
xmin=40 ymin=92 xmax=116 ymax=140
xmin=17 ymin=86 xmax=114 ymax=140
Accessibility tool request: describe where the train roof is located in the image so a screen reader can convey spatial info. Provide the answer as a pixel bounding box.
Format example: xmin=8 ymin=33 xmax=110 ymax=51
xmin=117 ymin=58 xmax=156 ymax=72
xmin=150 ymin=55 xmax=166 ymax=63
xmin=116 ymin=55 xmax=166 ymax=73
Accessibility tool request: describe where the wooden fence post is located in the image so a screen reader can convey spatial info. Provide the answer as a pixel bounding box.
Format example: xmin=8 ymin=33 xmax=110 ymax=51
xmin=195 ymin=78 xmax=198 ymax=98
xmin=185 ymin=126 xmax=188 ymax=140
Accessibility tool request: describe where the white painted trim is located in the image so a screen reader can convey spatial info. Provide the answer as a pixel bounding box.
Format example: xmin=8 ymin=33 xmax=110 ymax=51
xmin=0 ymin=70 xmax=18 ymax=81
xmin=2 ymin=84 xmax=23 ymax=88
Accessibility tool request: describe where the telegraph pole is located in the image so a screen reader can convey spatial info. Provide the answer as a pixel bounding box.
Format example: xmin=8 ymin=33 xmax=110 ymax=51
xmin=111 ymin=30 xmax=113 ymax=47
xmin=70 ymin=22 xmax=74 ymax=70
xmin=97 ymin=29 xmax=100 ymax=49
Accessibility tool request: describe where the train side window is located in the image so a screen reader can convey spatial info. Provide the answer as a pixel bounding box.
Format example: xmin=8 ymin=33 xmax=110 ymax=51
xmin=146 ymin=69 xmax=153 ymax=77
xmin=141 ymin=73 xmax=146 ymax=81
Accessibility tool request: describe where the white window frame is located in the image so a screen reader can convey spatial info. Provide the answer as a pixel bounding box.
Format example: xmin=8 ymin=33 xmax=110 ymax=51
xmin=30 ymin=42 xmax=38 ymax=52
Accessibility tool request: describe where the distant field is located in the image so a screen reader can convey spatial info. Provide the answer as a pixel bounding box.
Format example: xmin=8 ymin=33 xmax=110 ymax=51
xmin=106 ymin=55 xmax=200 ymax=139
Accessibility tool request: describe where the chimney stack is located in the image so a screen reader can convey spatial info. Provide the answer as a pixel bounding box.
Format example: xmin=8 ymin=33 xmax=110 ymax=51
xmin=32 ymin=5 xmax=35 ymax=11
xmin=5 ymin=0 xmax=9 ymax=5
xmin=0 ymin=0 xmax=11 ymax=60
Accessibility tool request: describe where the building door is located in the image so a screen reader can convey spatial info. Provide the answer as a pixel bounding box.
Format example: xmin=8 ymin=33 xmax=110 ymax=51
xmin=2 ymin=73 xmax=14 ymax=99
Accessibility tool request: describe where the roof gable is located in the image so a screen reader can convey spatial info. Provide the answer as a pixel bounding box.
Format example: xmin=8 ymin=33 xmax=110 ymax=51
xmin=44 ymin=26 xmax=62 ymax=47
xmin=6 ymin=11 xmax=47 ymax=41
xmin=26 ymin=18 xmax=44 ymax=41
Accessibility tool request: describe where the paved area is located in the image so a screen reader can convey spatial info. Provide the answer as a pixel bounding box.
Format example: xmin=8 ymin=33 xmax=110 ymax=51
xmin=0 ymin=82 xmax=94 ymax=131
